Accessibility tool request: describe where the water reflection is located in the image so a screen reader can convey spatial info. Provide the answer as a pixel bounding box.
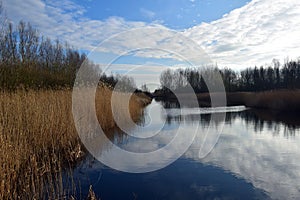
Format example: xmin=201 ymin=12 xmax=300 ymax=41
xmin=72 ymin=100 xmax=300 ymax=199
xmin=164 ymin=103 xmax=300 ymax=137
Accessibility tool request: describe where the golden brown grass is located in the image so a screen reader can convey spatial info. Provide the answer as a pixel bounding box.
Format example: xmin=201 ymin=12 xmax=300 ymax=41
xmin=0 ymin=86 xmax=151 ymax=199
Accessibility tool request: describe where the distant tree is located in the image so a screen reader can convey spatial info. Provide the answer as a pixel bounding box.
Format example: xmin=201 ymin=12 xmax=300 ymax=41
xmin=160 ymin=69 xmax=173 ymax=91
xmin=114 ymin=74 xmax=136 ymax=92
xmin=221 ymin=68 xmax=237 ymax=92
xmin=141 ymin=84 xmax=149 ymax=92
xmin=159 ymin=58 xmax=300 ymax=94
xmin=266 ymin=67 xmax=275 ymax=90
xmin=18 ymin=21 xmax=39 ymax=64
xmin=252 ymin=67 xmax=260 ymax=91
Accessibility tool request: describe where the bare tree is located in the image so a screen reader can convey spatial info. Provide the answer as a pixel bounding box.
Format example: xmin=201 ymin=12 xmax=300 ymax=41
xmin=141 ymin=84 xmax=149 ymax=92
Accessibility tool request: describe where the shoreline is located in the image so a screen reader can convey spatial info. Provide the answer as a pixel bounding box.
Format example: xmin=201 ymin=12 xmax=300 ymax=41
xmin=153 ymin=90 xmax=300 ymax=112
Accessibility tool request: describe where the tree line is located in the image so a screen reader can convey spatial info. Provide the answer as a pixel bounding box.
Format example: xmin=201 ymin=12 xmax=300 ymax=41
xmin=0 ymin=19 xmax=85 ymax=89
xmin=159 ymin=59 xmax=300 ymax=93
xmin=0 ymin=17 xmax=135 ymax=90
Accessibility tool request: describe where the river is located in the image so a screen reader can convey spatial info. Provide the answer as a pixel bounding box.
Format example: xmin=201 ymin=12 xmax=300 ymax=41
xmin=68 ymin=100 xmax=300 ymax=199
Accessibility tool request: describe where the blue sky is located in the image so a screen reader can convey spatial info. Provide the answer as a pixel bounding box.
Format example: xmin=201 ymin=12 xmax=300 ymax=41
xmin=75 ymin=0 xmax=249 ymax=29
xmin=2 ymin=0 xmax=300 ymax=86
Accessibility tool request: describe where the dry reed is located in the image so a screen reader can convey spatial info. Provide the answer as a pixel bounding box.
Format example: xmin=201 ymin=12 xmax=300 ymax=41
xmin=0 ymin=86 xmax=151 ymax=199
xmin=223 ymin=90 xmax=300 ymax=111
xmin=177 ymin=90 xmax=300 ymax=111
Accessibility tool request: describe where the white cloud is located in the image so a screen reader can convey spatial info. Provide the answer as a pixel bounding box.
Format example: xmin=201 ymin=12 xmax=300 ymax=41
xmin=140 ymin=8 xmax=155 ymax=19
xmin=95 ymin=27 xmax=212 ymax=65
xmin=98 ymin=63 xmax=169 ymax=87
xmin=3 ymin=0 xmax=300 ymax=70
xmin=184 ymin=0 xmax=300 ymax=69
xmin=2 ymin=0 xmax=152 ymax=50
xmin=0 ymin=0 xmax=209 ymax=66
xmin=46 ymin=0 xmax=86 ymax=14
xmin=189 ymin=119 xmax=300 ymax=199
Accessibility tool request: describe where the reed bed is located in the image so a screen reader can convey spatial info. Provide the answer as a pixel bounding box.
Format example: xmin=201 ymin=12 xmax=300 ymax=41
xmin=225 ymin=90 xmax=300 ymax=111
xmin=158 ymin=90 xmax=300 ymax=111
xmin=0 ymin=86 xmax=151 ymax=199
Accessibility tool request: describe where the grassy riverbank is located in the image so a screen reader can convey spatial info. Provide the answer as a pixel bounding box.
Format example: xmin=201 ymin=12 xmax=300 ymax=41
xmin=0 ymin=86 xmax=151 ymax=199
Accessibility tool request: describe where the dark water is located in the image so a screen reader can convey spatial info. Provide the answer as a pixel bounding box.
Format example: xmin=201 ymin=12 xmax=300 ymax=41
xmin=69 ymin=100 xmax=300 ymax=199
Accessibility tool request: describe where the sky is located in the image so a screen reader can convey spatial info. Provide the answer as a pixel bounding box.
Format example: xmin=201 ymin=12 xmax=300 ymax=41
xmin=2 ymin=0 xmax=300 ymax=86
xmin=71 ymin=0 xmax=249 ymax=30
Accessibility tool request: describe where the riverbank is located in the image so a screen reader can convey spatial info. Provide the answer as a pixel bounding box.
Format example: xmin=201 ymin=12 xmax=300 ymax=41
xmin=153 ymin=90 xmax=300 ymax=112
xmin=0 ymin=87 xmax=151 ymax=199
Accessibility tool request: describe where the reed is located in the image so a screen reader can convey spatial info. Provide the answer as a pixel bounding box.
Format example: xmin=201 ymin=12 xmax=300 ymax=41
xmin=241 ymin=90 xmax=300 ymax=111
xmin=0 ymin=86 xmax=151 ymax=199
xmin=159 ymin=90 xmax=300 ymax=111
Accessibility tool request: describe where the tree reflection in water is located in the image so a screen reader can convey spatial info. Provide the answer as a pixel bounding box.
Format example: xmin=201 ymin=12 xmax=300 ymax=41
xmin=161 ymin=99 xmax=300 ymax=137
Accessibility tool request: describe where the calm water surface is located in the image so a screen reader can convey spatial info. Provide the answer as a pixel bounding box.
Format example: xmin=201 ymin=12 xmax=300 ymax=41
xmin=69 ymin=100 xmax=300 ymax=199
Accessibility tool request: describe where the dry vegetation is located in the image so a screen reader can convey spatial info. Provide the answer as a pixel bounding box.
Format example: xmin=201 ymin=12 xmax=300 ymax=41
xmin=206 ymin=90 xmax=300 ymax=111
xmin=156 ymin=90 xmax=300 ymax=111
xmin=209 ymin=90 xmax=300 ymax=111
xmin=0 ymin=86 xmax=151 ymax=199
xmin=239 ymin=90 xmax=300 ymax=111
